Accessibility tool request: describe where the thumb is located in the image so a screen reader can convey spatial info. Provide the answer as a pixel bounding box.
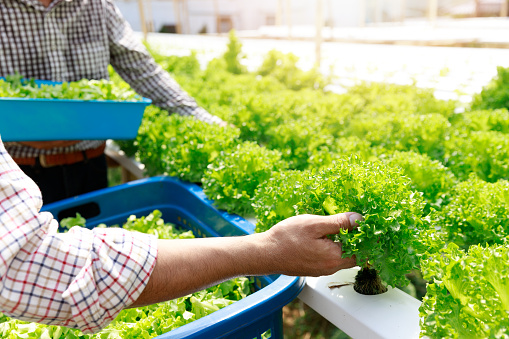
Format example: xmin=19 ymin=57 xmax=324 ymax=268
xmin=315 ymin=212 xmax=363 ymax=235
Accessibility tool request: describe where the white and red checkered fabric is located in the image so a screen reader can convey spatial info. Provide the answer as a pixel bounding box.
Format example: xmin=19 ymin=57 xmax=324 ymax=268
xmin=0 ymin=135 xmax=158 ymax=333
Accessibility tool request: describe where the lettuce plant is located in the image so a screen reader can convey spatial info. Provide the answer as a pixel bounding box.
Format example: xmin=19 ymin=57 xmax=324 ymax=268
xmin=383 ymin=151 xmax=456 ymax=207
xmin=134 ymin=111 xmax=240 ymax=181
xmin=420 ymin=242 xmax=509 ymax=339
xmin=253 ymin=157 xmax=427 ymax=293
xmin=202 ymin=141 xmax=287 ymax=215
xmin=435 ymin=175 xmax=509 ymax=249
xmin=0 ymin=75 xmax=140 ymax=101
xmin=444 ymin=130 xmax=509 ymax=182
xmin=344 ymin=81 xmax=456 ymax=117
xmin=345 ymin=112 xmax=451 ymax=160
xmin=449 ymin=108 xmax=509 ymax=134
xmin=471 ymin=66 xmax=509 ymax=111
xmin=265 ymin=118 xmax=334 ymax=170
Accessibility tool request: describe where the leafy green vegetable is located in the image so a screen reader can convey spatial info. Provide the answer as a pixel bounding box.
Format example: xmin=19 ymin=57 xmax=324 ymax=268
xmin=383 ymin=151 xmax=457 ymax=206
xmin=444 ymin=130 xmax=509 ymax=182
xmin=202 ymin=141 xmax=287 ymax=215
xmin=253 ymin=157 xmax=427 ymax=288
xmin=0 ymin=75 xmax=141 ymax=102
xmin=449 ymin=108 xmax=509 ymax=134
xmin=471 ymin=66 xmax=509 ymax=111
xmin=265 ymin=117 xmax=334 ymax=170
xmin=60 ymin=213 xmax=87 ymax=230
xmin=132 ymin=108 xmax=240 ymax=181
xmin=344 ymin=112 xmax=451 ymax=160
xmin=434 ymin=175 xmax=509 ymax=249
xmin=258 ymin=50 xmax=329 ymax=90
xmin=223 ymin=30 xmax=246 ymax=75
xmin=420 ymin=242 xmax=509 ymax=339
xmin=344 ymin=81 xmax=456 ymax=118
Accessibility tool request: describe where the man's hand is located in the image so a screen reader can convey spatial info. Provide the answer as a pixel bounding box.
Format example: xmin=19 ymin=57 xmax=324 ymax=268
xmin=130 ymin=212 xmax=362 ymax=308
xmin=259 ymin=213 xmax=361 ymax=277
xmin=19 ymin=141 xmax=80 ymax=149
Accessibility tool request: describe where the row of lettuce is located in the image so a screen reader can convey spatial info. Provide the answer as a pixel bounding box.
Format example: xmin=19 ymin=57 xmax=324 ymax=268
xmin=0 ymin=211 xmax=252 ymax=339
xmin=116 ymin=35 xmax=509 ymax=338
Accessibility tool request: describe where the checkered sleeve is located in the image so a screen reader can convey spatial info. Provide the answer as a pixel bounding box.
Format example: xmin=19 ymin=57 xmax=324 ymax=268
xmin=0 ymin=136 xmax=158 ymax=333
xmin=105 ymin=0 xmax=224 ymax=125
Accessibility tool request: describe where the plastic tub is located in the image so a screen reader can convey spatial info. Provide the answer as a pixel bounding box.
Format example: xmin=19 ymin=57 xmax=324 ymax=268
xmin=0 ymin=79 xmax=151 ymax=141
xmin=42 ymin=176 xmax=305 ymax=339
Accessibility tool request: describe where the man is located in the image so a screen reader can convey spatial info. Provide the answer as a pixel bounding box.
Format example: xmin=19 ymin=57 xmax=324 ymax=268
xmin=0 ymin=0 xmax=226 ymax=203
xmin=0 ymin=135 xmax=361 ymax=333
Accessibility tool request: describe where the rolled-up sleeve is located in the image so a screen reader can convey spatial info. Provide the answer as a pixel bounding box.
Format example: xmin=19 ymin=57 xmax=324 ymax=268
xmin=105 ymin=0 xmax=224 ymax=125
xmin=0 ymin=136 xmax=157 ymax=334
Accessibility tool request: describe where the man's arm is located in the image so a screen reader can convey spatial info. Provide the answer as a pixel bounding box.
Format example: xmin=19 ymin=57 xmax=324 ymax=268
xmin=131 ymin=213 xmax=360 ymax=307
xmin=0 ymin=137 xmax=157 ymax=334
xmin=104 ymin=0 xmax=225 ymax=125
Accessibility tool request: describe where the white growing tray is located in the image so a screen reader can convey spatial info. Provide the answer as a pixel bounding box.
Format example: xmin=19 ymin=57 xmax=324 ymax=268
xmin=298 ymin=267 xmax=421 ymax=339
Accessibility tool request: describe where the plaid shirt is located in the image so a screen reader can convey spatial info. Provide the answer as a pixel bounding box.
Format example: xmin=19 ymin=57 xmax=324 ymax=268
xmin=0 ymin=0 xmax=223 ymax=158
xmin=0 ymin=136 xmax=158 ymax=333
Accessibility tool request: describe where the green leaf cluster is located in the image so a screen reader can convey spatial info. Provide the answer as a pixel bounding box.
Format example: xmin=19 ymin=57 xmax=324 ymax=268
xmin=202 ymin=141 xmax=287 ymax=215
xmin=449 ymin=108 xmax=509 ymax=134
xmin=344 ymin=81 xmax=456 ymax=117
xmin=420 ymin=242 xmax=509 ymax=339
xmin=258 ymin=50 xmax=329 ymax=90
xmin=265 ymin=117 xmax=334 ymax=170
xmin=444 ymin=130 xmax=509 ymax=182
xmin=0 ymin=76 xmax=140 ymax=101
xmin=223 ymin=30 xmax=246 ymax=75
xmin=253 ymin=157 xmax=427 ymax=288
xmin=383 ymin=151 xmax=456 ymax=205
xmin=471 ymin=66 xmax=509 ymax=111
xmin=434 ymin=175 xmax=509 ymax=249
xmin=307 ymin=136 xmax=376 ymax=170
xmin=134 ymin=108 xmax=240 ymax=181
xmin=344 ymin=112 xmax=451 ymax=159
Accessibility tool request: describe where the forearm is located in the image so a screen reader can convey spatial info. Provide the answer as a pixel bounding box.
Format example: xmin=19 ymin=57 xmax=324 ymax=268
xmin=131 ymin=233 xmax=269 ymax=307
xmin=132 ymin=213 xmax=361 ymax=308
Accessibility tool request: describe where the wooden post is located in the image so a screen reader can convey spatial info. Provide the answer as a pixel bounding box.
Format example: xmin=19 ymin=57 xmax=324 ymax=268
xmin=286 ymin=0 xmax=292 ymax=38
xmin=375 ymin=0 xmax=382 ymax=24
xmin=359 ymin=0 xmax=366 ymax=27
xmin=137 ymin=0 xmax=147 ymax=40
xmin=474 ymin=0 xmax=481 ymax=17
xmin=400 ymin=0 xmax=406 ymax=22
xmin=428 ymin=0 xmax=438 ymax=24
xmin=328 ymin=0 xmax=334 ymax=40
xmin=502 ymin=0 xmax=508 ymax=17
xmin=276 ymin=0 xmax=283 ymax=26
xmin=213 ymin=0 xmax=220 ymax=33
xmin=145 ymin=0 xmax=154 ymax=32
xmin=183 ymin=0 xmax=190 ymax=34
xmin=173 ymin=0 xmax=182 ymax=34
xmin=315 ymin=0 xmax=323 ymax=67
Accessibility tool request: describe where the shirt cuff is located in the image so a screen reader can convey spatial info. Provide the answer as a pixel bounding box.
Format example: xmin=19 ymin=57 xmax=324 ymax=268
xmin=60 ymin=227 xmax=158 ymax=334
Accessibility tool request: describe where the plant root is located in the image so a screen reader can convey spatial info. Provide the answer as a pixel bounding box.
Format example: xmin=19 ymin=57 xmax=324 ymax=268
xmin=353 ymin=267 xmax=388 ymax=295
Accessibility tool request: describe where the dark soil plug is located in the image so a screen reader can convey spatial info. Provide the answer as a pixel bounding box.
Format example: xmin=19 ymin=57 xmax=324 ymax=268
xmin=353 ymin=267 xmax=388 ymax=295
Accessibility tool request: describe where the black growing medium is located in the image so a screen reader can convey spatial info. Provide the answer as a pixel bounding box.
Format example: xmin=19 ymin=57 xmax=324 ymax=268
xmin=354 ymin=267 xmax=388 ymax=295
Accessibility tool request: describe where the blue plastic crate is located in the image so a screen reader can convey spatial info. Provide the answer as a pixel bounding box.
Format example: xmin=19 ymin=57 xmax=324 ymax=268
xmin=0 ymin=79 xmax=151 ymax=141
xmin=42 ymin=176 xmax=305 ymax=339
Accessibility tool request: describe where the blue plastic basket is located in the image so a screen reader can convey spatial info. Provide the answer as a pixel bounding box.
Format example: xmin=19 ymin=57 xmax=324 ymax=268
xmin=0 ymin=79 xmax=151 ymax=141
xmin=42 ymin=176 xmax=305 ymax=339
